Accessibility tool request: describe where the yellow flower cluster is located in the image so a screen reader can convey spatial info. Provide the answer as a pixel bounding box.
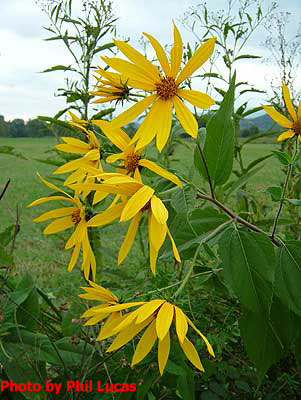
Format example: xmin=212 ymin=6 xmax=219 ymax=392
xmin=29 ymin=23 xmax=217 ymax=374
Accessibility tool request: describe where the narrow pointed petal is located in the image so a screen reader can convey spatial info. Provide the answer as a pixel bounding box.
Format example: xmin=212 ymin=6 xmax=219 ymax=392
xmin=173 ymin=96 xmax=198 ymax=138
xmin=167 ymin=228 xmax=181 ymax=262
xmin=149 ymin=242 xmax=158 ymax=274
xmin=33 ymin=207 xmax=76 ymax=222
xmin=54 ymin=158 xmax=87 ymax=175
xmin=37 ymin=172 xmax=71 ymax=197
xmin=114 ymin=40 xmax=160 ymax=82
xmin=68 ymin=243 xmax=81 ymax=272
xmin=179 ymin=337 xmax=204 ymax=371
xmin=56 ymin=144 xmax=88 ymax=154
xmin=106 ymin=153 xmax=125 ymax=164
xmin=28 ymin=196 xmax=75 ymax=208
xmin=135 ymin=299 xmax=166 ymax=324
xmin=65 ymin=220 xmax=86 ymax=249
xmin=170 ymin=23 xmax=183 ymax=78
xmin=106 ymin=317 xmax=153 ymax=352
xmin=298 ymin=98 xmax=301 ymax=119
xmin=175 ymin=306 xmax=188 ymax=343
xmin=131 ymin=320 xmax=157 ymax=366
xmin=61 ymin=136 xmax=91 ymax=148
xmin=176 ymin=37 xmax=216 ymax=84
xmin=64 ymin=169 xmax=85 ymax=186
xmin=82 ymin=231 xmax=96 ymax=280
xmin=262 ymin=105 xmax=293 ymax=128
xmin=277 ymin=130 xmax=295 ymax=142
xmin=158 ymin=331 xmax=170 ymax=375
xmin=92 ymin=120 xmax=131 ymax=150
xmin=110 ymin=95 xmax=157 ymax=129
xmin=120 ymin=186 xmax=154 ymax=222
xmin=156 ymin=302 xmax=174 ymax=340
xmin=87 ymin=203 xmax=125 ymax=227
xmin=139 ymin=159 xmax=182 ymax=187
xmin=93 ymin=191 xmax=109 ymax=205
xmin=143 ymin=32 xmax=171 ymax=76
xmin=151 ymin=195 xmax=168 ymax=224
xmin=44 ymin=216 xmax=74 ymax=235
xmin=118 ymin=212 xmax=141 ymax=264
xmin=149 ymin=212 xmax=167 ymax=252
xmin=92 ymin=96 xmax=120 ymax=104
xmin=84 ymin=149 xmax=100 ymax=161
xmin=156 ymin=99 xmax=173 ymax=152
xmin=187 ymin=318 xmax=215 ymax=356
xmin=97 ymin=313 xmax=127 ymax=341
xmin=282 ymin=82 xmax=297 ymax=121
xmin=134 ymin=100 xmax=161 ymax=149
xmin=178 ymin=89 xmax=215 ymax=109
xmin=84 ymin=313 xmax=109 ymax=326
xmin=112 ymin=308 xmax=142 ymax=334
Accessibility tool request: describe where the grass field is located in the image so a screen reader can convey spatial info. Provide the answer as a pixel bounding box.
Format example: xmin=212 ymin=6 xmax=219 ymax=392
xmin=0 ymin=136 xmax=281 ymax=300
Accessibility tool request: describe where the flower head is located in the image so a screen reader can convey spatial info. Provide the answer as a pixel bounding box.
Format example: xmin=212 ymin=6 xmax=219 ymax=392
xmin=28 ymin=173 xmax=96 ymax=280
xmin=262 ymin=82 xmax=301 ymax=142
xmin=82 ymin=295 xmax=214 ymax=375
xmin=72 ymin=172 xmax=180 ymax=273
xmin=99 ymin=23 xmax=216 ymax=152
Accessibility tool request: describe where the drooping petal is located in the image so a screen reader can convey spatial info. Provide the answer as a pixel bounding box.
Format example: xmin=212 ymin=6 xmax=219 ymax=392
xmin=178 ymin=89 xmax=215 ymax=109
xmin=143 ymin=32 xmax=171 ymax=76
xmin=156 ymin=302 xmax=174 ymax=340
xmin=176 ymin=37 xmax=216 ymax=84
xmin=67 ymin=242 xmax=81 ymax=272
xmin=82 ymin=230 xmax=96 ymax=280
xmin=118 ymin=212 xmax=141 ymax=264
xmin=149 ymin=241 xmax=158 ymax=275
xmin=120 ymin=186 xmax=154 ymax=222
xmin=44 ymin=216 xmax=74 ymax=235
xmin=54 ymin=158 xmax=89 ymax=175
xmin=92 ymin=120 xmax=131 ymax=151
xmin=170 ymin=23 xmax=183 ymax=78
xmin=282 ymin=82 xmax=297 ymax=121
xmin=186 ymin=317 xmax=215 ymax=357
xmin=149 ymin=212 xmax=167 ymax=252
xmin=174 ymin=306 xmax=188 ymax=343
xmin=106 ymin=153 xmax=125 ymax=163
xmin=179 ymin=337 xmax=204 ymax=371
xmin=33 ymin=207 xmax=76 ymax=222
xmin=93 ymin=191 xmax=109 ymax=205
xmin=277 ymin=130 xmax=295 ymax=142
xmin=84 ymin=313 xmax=109 ymax=326
xmin=150 ymin=195 xmax=168 ymax=224
xmin=112 ymin=307 xmax=142 ymax=334
xmin=28 ymin=196 xmax=75 ymax=208
xmin=156 ymin=99 xmax=173 ymax=152
xmin=131 ymin=320 xmax=158 ymax=366
xmin=97 ymin=313 xmax=127 ymax=341
xmin=173 ymin=96 xmax=198 ymax=138
xmin=65 ymin=220 xmax=86 ymax=249
xmin=81 ymin=282 xmax=118 ymax=302
xmin=87 ymin=202 xmax=125 ymax=227
xmin=139 ymin=159 xmax=182 ymax=187
xmin=158 ymin=331 xmax=170 ymax=375
xmin=262 ymin=105 xmax=293 ymax=128
xmin=110 ymin=94 xmax=157 ymax=129
xmin=36 ymin=172 xmax=72 ymax=198
xmin=135 ymin=299 xmax=166 ymax=324
xmin=114 ymin=40 xmax=160 ymax=82
xmin=167 ymin=228 xmax=181 ymax=263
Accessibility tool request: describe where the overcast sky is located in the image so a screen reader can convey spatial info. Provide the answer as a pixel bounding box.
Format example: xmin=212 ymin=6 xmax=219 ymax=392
xmin=0 ymin=0 xmax=300 ymax=121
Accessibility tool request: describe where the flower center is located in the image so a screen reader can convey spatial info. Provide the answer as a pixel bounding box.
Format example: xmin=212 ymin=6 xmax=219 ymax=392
xmin=156 ymin=76 xmax=178 ymax=100
xmin=71 ymin=209 xmax=81 ymax=225
xmin=293 ymin=119 xmax=301 ymax=136
xmin=124 ymin=152 xmax=141 ymax=172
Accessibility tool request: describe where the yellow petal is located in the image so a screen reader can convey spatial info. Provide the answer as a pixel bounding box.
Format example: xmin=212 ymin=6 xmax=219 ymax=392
xmin=156 ymin=99 xmax=173 ymax=152
xmin=65 ymin=220 xmax=86 ymax=249
xmin=151 ymin=195 xmax=168 ymax=224
xmin=68 ymin=243 xmax=81 ymax=272
xmin=167 ymin=228 xmax=181 ymax=263
xmin=84 ymin=313 xmax=109 ymax=326
xmin=37 ymin=172 xmax=71 ymax=197
xmin=106 ymin=153 xmax=125 ymax=164
xmin=156 ymin=302 xmax=174 ymax=340
xmin=262 ymin=105 xmax=293 ymax=128
xmin=120 ymin=186 xmax=154 ymax=222
xmin=54 ymin=158 xmax=87 ymax=175
xmin=110 ymin=94 xmax=157 ymax=129
xmin=92 ymin=96 xmax=120 ymax=104
xmin=82 ymin=232 xmax=96 ymax=280
xmin=28 ymin=195 xmax=75 ymax=208
xmin=112 ymin=307 xmax=142 ymax=334
xmin=149 ymin=241 xmax=158 ymax=275
xmin=170 ymin=23 xmax=183 ymax=78
xmin=282 ymin=82 xmax=297 ymax=121
xmin=135 ymin=299 xmax=166 ymax=324
xmin=173 ymin=96 xmax=198 ymax=138
xmin=93 ymin=191 xmax=109 ymax=205
xmin=176 ymin=37 xmax=216 ymax=84
xmin=174 ymin=306 xmax=188 ymax=343
xmin=179 ymin=337 xmax=204 ymax=371
xmin=114 ymin=40 xmax=160 ymax=82
xmin=62 ymin=136 xmax=91 ymax=148
xmin=87 ymin=202 xmax=125 ymax=227
xmin=92 ymin=120 xmax=131 ymax=150
xmin=56 ymin=143 xmax=89 ymax=154
xmin=277 ymin=130 xmax=295 ymax=142
xmin=158 ymin=331 xmax=170 ymax=375
xmin=97 ymin=313 xmax=127 ymax=340
xmin=33 ymin=207 xmax=76 ymax=222
xmin=131 ymin=320 xmax=157 ymax=366
xmin=149 ymin=212 xmax=167 ymax=253
xmin=106 ymin=316 xmax=153 ymax=352
xmin=134 ymin=100 xmax=161 ymax=149
xmin=138 ymin=159 xmax=182 ymax=187
xmin=298 ymin=98 xmax=301 ymax=119
xmin=143 ymin=32 xmax=171 ymax=76
xmin=84 ymin=149 xmax=100 ymax=161
xmin=118 ymin=212 xmax=141 ymax=265
xmin=178 ymin=89 xmax=215 ymax=109
xmin=44 ymin=216 xmax=74 ymax=235
xmin=187 ymin=318 xmax=215 ymax=357
xmin=64 ymin=169 xmax=86 ymax=186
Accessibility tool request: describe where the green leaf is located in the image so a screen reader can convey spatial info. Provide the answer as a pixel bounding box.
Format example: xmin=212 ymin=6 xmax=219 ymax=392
xmin=177 ymin=370 xmax=195 ymax=400
xmin=200 ymin=73 xmax=236 ymax=186
xmin=41 ymin=65 xmax=75 ymax=73
xmin=246 ymin=153 xmax=273 ymax=171
xmin=224 ymin=165 xmax=263 ymax=199
xmin=219 ymin=227 xmax=276 ymax=314
xmin=266 ymin=186 xmax=282 ymax=202
xmin=0 ymin=224 xmax=15 ymax=246
xmin=234 ymin=54 xmax=261 ymax=61
xmin=286 ymin=198 xmax=301 ymax=206
xmin=272 ymin=150 xmax=291 ymax=165
xmin=38 ymin=115 xmax=76 ymax=131
xmin=91 ymin=108 xmax=115 ymax=120
xmin=275 ymin=241 xmax=301 ymax=316
xmin=94 ymin=42 xmax=116 ymax=54
xmin=0 ymin=245 xmax=14 ymax=267
xmin=136 ymin=370 xmax=158 ymax=400
xmin=0 ymin=145 xmax=27 ymax=160
xmin=241 ymin=106 xmax=262 ymax=117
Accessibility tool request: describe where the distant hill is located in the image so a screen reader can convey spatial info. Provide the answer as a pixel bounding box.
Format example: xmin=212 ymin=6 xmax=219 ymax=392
xmin=240 ymin=113 xmax=281 ymax=132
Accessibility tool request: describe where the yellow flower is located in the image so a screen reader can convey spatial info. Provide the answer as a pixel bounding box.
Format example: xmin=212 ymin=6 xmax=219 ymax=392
xmin=262 ymin=82 xmax=301 ymax=142
xmin=68 ymin=111 xmax=89 ymax=130
xmin=93 ymin=120 xmax=182 ymax=187
xmin=72 ymin=172 xmax=180 ymax=273
xmin=28 ymin=173 xmax=96 ymax=280
xmin=83 ymin=297 xmax=214 ymax=376
xmin=90 ymin=68 xmax=130 ymax=105
xmin=80 ymin=281 xmax=145 ymax=340
xmin=100 ymin=23 xmax=216 ymax=151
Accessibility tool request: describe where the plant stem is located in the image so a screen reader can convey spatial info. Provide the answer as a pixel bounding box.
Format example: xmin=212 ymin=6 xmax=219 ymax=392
xmin=271 ymin=138 xmax=299 ymax=239
xmin=197 ymin=143 xmax=215 ymax=199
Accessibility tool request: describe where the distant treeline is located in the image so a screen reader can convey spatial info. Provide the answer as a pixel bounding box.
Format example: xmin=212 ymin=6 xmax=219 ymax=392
xmin=0 ymin=115 xmax=53 ymax=138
